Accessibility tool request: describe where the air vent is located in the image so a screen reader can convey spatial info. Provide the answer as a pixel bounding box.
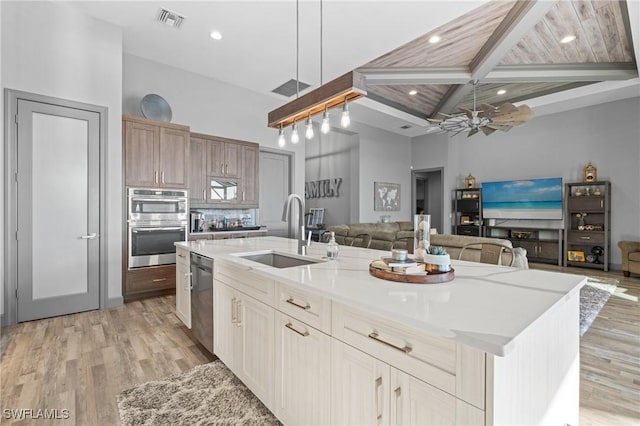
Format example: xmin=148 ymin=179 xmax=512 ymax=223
xmin=272 ymin=79 xmax=311 ymax=97
xmin=400 ymin=124 xmax=412 ymax=130
xmin=157 ymin=8 xmax=185 ymax=28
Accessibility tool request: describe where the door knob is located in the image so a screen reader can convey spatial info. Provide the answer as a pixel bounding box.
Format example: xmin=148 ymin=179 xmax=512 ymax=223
xmin=80 ymin=233 xmax=97 ymax=239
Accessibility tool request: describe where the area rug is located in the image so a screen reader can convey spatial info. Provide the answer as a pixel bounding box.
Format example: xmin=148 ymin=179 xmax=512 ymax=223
xmin=117 ymin=361 xmax=280 ymax=426
xmin=580 ymin=276 xmax=618 ymax=336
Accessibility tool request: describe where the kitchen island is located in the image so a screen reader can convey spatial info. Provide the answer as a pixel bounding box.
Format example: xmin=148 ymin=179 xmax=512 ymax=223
xmin=176 ymin=236 xmax=585 ymax=425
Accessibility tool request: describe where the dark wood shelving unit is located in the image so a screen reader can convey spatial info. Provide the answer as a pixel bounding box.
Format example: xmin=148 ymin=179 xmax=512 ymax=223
xmin=485 ymin=226 xmax=563 ymax=265
xmin=452 ymin=188 xmax=482 ymax=236
xmin=563 ymin=181 xmax=611 ymax=271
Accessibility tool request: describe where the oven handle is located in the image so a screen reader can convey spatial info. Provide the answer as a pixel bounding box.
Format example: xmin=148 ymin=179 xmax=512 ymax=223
xmin=131 ymin=227 xmax=185 ymax=232
xmin=129 ymin=198 xmax=187 ymax=204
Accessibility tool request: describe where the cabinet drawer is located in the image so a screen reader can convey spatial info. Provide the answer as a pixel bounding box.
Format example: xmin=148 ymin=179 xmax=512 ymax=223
xmin=457 ymin=227 xmax=480 ymax=236
xmin=176 ymin=247 xmax=190 ymax=266
xmin=215 ymin=261 xmax=275 ymax=305
xmin=188 ymin=234 xmax=211 ymax=241
xmin=126 ymin=265 xmax=176 ymax=294
xmin=567 ymin=231 xmax=604 ymax=245
xmin=567 ymin=196 xmax=604 ymax=212
xmin=333 ymin=302 xmax=456 ymax=395
xmin=276 ymin=283 xmax=331 ymax=334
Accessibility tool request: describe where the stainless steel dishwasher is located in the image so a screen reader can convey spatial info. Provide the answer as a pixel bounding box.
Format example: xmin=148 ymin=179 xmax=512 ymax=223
xmin=190 ymin=253 xmax=214 ymax=353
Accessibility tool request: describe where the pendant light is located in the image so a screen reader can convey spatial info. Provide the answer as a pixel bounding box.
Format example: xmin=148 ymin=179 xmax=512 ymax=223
xmin=321 ymin=106 xmax=330 ymax=134
xmin=305 ymin=115 xmax=314 ymax=139
xmin=277 ymin=126 xmax=286 ymax=147
xmin=291 ymin=122 xmax=300 ymax=144
xmin=340 ymin=97 xmax=350 ymax=128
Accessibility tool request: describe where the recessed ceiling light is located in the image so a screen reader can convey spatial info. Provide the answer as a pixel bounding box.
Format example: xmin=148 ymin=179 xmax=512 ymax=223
xmin=210 ymin=30 xmax=222 ymax=40
xmin=409 ymin=90 xmax=418 ymax=96
xmin=497 ymin=89 xmax=507 ymax=95
xmin=428 ymin=35 xmax=441 ymax=44
xmin=560 ymin=35 xmax=576 ymax=44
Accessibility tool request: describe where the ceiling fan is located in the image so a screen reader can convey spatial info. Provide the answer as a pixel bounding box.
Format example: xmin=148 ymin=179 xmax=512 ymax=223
xmin=427 ymin=81 xmax=534 ymax=137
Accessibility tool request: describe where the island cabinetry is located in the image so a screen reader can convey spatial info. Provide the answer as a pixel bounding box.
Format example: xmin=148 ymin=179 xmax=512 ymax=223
xmin=275 ymin=283 xmax=332 ymax=333
xmin=190 ymin=133 xmax=259 ymax=208
xmin=274 ymin=312 xmax=331 ymax=426
xmin=564 ymin=181 xmax=611 ymax=271
xmin=123 ymin=115 xmax=189 ymax=189
xmin=332 ymin=302 xmax=485 ymax=410
xmin=175 ymin=247 xmax=191 ymax=328
xmin=213 ymin=280 xmax=275 ymax=409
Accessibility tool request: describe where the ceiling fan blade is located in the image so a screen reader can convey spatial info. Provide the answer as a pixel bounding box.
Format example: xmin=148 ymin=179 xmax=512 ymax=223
xmin=427 ymin=118 xmax=443 ymax=123
xmin=457 ymin=106 xmax=474 ymax=119
xmin=497 ymin=102 xmax=519 ymax=114
xmin=480 ymin=126 xmax=496 ymax=135
xmin=467 ymin=128 xmax=479 ymax=137
xmin=486 ymin=123 xmax=513 ymax=131
xmin=480 ymin=103 xmax=498 ymax=117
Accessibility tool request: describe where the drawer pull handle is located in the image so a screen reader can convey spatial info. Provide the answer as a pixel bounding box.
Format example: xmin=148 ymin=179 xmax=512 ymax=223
xmin=152 ymin=278 xmax=167 ymax=282
xmin=580 ymin=236 xmax=591 ymax=240
xmin=285 ymin=323 xmax=309 ymax=337
xmin=178 ymin=253 xmax=185 ymax=258
xmin=368 ymin=332 xmax=412 ymax=354
xmin=286 ymin=298 xmax=310 ymax=311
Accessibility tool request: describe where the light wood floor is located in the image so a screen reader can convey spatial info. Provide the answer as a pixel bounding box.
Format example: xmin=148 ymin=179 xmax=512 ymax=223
xmin=1 ymin=266 xmax=638 ymax=425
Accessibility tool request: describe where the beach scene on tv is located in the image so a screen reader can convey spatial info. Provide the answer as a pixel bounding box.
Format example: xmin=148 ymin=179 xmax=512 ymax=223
xmin=482 ymin=177 xmax=563 ymax=220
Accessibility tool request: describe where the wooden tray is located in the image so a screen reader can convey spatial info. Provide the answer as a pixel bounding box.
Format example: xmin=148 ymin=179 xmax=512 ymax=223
xmin=369 ymin=262 xmax=455 ymax=284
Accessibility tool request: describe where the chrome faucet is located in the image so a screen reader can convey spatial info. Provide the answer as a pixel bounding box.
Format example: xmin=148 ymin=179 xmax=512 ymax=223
xmin=282 ymin=193 xmax=310 ymax=255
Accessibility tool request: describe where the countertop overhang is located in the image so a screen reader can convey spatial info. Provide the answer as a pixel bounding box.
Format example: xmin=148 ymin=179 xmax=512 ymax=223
xmin=176 ymin=236 xmax=585 ymax=357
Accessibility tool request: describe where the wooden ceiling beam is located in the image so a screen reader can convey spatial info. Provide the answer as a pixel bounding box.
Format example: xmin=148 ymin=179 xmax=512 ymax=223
xmin=433 ymin=0 xmax=556 ymax=116
xmin=484 ymin=63 xmax=639 ymax=83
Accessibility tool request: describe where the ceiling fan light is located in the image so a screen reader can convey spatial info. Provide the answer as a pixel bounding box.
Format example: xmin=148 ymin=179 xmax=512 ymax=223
xmin=321 ymin=110 xmax=331 ymax=134
xmin=291 ymin=123 xmax=300 ymax=144
xmin=305 ymin=117 xmax=314 ymax=140
xmin=341 ymin=100 xmax=350 ymax=128
xmin=277 ymin=128 xmax=286 ymax=147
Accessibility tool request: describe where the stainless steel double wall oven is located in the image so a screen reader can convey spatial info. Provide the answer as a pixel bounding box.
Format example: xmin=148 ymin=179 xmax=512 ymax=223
xmin=127 ymin=188 xmax=188 ymax=268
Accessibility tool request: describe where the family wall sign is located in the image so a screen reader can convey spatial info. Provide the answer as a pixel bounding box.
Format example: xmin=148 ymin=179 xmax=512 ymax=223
xmin=305 ymin=178 xmax=342 ymax=199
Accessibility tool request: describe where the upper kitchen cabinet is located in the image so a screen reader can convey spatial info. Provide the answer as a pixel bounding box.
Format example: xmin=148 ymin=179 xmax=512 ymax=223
xmin=190 ymin=133 xmax=259 ymax=208
xmin=123 ymin=115 xmax=189 ymax=189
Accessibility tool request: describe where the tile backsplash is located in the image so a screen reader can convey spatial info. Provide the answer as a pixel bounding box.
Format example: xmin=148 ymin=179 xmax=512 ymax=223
xmin=190 ymin=208 xmax=257 ymax=231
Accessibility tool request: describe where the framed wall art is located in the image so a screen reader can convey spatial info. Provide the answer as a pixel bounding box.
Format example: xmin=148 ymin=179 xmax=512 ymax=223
xmin=374 ymin=182 xmax=400 ymax=211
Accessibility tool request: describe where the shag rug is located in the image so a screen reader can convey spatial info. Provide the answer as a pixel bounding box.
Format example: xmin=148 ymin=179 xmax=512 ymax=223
xmin=117 ymin=360 xmax=280 ymax=426
xmin=580 ymin=276 xmax=619 ymax=336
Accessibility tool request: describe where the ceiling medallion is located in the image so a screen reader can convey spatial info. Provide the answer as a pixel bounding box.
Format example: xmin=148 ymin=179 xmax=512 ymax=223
xmin=427 ymin=80 xmax=534 ymax=137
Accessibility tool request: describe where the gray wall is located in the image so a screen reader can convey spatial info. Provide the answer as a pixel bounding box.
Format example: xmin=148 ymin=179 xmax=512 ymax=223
xmin=305 ymin=129 xmax=359 ymax=226
xmin=123 ymin=54 xmax=307 ymax=205
xmin=412 ymin=97 xmax=640 ymax=266
xmin=1 ymin=1 xmax=123 ymax=310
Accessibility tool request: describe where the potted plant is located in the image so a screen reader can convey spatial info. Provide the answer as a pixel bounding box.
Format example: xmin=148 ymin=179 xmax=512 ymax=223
xmin=423 ymin=246 xmax=451 ymax=273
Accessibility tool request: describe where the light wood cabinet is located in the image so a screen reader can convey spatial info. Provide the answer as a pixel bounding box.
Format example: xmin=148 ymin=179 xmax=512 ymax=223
xmin=123 ymin=115 xmax=189 ymax=189
xmin=274 ymin=313 xmax=331 ymax=426
xmin=190 ymin=133 xmax=259 ymax=208
xmin=175 ymin=255 xmax=191 ymax=329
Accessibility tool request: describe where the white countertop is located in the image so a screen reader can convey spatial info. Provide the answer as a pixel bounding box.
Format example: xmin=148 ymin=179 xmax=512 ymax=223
xmin=176 ymin=236 xmax=585 ymax=357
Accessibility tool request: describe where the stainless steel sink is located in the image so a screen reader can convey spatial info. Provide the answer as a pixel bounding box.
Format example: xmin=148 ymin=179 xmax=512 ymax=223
xmin=235 ymin=251 xmax=323 ymax=268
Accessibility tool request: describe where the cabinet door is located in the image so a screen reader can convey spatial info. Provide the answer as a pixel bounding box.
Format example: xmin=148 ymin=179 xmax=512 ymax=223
xmin=206 ymin=139 xmax=225 ymax=177
xmin=158 ymin=127 xmax=189 ymax=188
xmin=275 ymin=313 xmax=331 ymax=426
xmin=213 ymin=281 xmax=239 ymax=371
xmin=189 ymin=137 xmax=207 ymax=204
xmin=241 ymin=144 xmax=259 ymax=206
xmin=332 ymin=340 xmax=390 ymax=426
xmin=224 ymin=142 xmax=241 ymax=178
xmin=392 ymin=369 xmax=458 ymax=426
xmin=124 ymin=120 xmax=158 ymax=187
xmin=175 ymin=261 xmax=191 ymax=328
xmin=537 ymin=241 xmax=559 ymax=261
xmin=237 ymin=294 xmax=275 ymax=408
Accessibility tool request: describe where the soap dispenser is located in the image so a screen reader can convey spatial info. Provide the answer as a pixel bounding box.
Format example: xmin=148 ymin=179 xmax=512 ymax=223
xmin=326 ymin=231 xmax=339 ymax=260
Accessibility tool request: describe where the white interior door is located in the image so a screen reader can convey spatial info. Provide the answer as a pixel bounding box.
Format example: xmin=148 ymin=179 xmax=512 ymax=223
xmin=16 ymin=100 xmax=100 ymax=322
xmin=259 ymin=151 xmax=292 ymax=237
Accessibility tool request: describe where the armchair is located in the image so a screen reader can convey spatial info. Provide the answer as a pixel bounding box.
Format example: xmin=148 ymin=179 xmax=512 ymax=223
xmin=618 ymin=240 xmax=640 ymax=277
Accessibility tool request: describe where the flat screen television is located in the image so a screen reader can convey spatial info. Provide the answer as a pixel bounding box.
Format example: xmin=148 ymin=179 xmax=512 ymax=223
xmin=482 ymin=177 xmax=563 ymax=220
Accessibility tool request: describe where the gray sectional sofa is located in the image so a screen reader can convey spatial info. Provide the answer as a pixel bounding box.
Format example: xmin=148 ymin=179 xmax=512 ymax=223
xmin=326 ymin=222 xmax=529 ymax=269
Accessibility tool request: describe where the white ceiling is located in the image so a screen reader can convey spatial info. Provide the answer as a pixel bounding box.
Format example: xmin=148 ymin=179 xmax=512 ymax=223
xmin=65 ymin=0 xmax=640 ymax=137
